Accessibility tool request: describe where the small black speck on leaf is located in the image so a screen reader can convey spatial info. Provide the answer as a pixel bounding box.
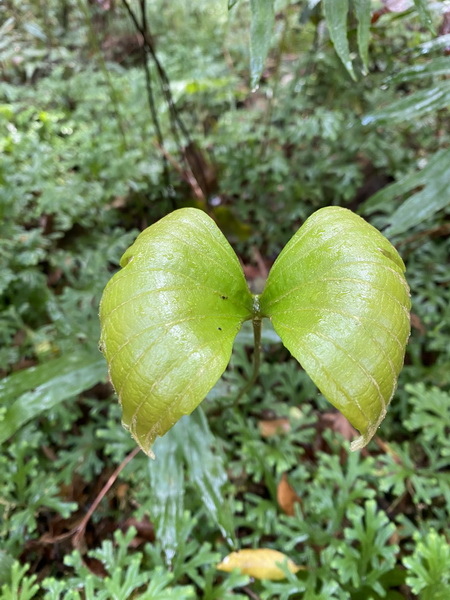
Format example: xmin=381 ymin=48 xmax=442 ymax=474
xmin=221 ymin=295 xmax=228 ymax=300
xmin=218 ymin=327 xmax=222 ymax=331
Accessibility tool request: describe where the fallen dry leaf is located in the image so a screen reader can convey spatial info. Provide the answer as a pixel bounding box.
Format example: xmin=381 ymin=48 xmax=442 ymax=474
xmin=277 ymin=473 xmax=301 ymax=516
xmin=121 ymin=516 xmax=155 ymax=547
xmin=217 ymin=548 xmax=302 ymax=580
xmin=258 ymin=418 xmax=291 ymax=437
xmin=321 ymin=411 xmax=358 ymax=441
xmin=411 ymin=312 xmax=426 ymax=335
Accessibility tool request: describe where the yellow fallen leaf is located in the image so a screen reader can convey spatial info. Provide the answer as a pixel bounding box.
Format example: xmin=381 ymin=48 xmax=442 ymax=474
xmin=217 ymin=548 xmax=301 ymax=580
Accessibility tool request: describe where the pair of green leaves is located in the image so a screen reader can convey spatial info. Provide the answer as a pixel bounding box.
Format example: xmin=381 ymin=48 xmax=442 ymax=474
xmin=99 ymin=207 xmax=410 ymax=456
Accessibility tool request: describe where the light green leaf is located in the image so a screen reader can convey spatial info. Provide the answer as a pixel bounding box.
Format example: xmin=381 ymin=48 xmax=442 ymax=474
xmin=179 ymin=408 xmax=236 ymax=547
xmin=260 ymin=207 xmax=410 ymax=450
xmin=23 ymin=22 xmax=47 ymax=42
xmin=354 ymin=0 xmax=371 ymax=74
xmin=148 ymin=426 xmax=185 ymax=565
xmin=362 ymin=148 xmax=450 ymax=212
xmin=323 ymin=0 xmax=356 ymax=81
xmin=362 ymin=148 xmax=450 ymax=236
xmin=386 ymin=179 xmax=450 ymax=237
xmin=148 ymin=408 xmax=236 ymax=560
xmin=362 ymin=82 xmax=450 ymax=124
xmin=390 ymin=57 xmax=450 ymax=82
xmin=412 ymin=0 xmax=435 ymax=33
xmin=418 ymin=33 xmax=450 ymax=54
xmin=0 ymin=17 xmax=15 ymax=36
xmin=250 ymin=0 xmax=275 ymax=90
xmin=0 ymin=353 xmax=107 ymax=445
xmin=99 ymin=208 xmax=253 ymax=456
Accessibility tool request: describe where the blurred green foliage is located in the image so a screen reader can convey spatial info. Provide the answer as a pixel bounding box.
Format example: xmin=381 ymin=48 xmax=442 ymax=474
xmin=1 ymin=0 xmax=449 ymax=597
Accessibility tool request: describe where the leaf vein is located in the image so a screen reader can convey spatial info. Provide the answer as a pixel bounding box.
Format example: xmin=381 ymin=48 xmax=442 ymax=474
xmin=264 ymin=257 xmax=407 ymax=296
xmin=162 ymin=229 xmax=240 ymax=282
xmin=271 ymin=306 xmax=407 ymax=352
xmin=102 ymin=269 xmax=251 ymax=316
xmin=107 ymin=314 xmax=241 ymax=367
xmin=265 ymin=277 xmax=409 ymax=315
xmin=311 ymin=329 xmax=387 ymax=414
xmin=274 ymin=320 xmax=370 ymax=424
xmin=114 ymin=315 xmax=238 ymax=400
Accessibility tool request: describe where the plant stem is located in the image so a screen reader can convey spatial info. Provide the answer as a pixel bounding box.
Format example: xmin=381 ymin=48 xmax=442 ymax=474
xmin=209 ymin=297 xmax=263 ymax=414
xmin=233 ymin=313 xmax=262 ymax=406
xmin=79 ymin=0 xmax=128 ymax=150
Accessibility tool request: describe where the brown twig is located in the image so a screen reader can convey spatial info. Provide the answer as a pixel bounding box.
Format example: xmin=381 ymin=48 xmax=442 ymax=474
xmin=120 ymin=0 xmax=170 ymax=187
xmin=121 ymin=0 xmax=189 ymax=144
xmin=242 ymin=586 xmax=262 ymax=600
xmin=396 ymin=222 xmax=450 ymax=248
xmin=72 ymin=446 xmax=141 ymax=548
xmin=121 ymin=0 xmax=216 ymax=207
xmin=40 ymin=447 xmax=141 ymax=547
xmin=156 ymin=143 xmax=205 ymax=200
xmin=374 ymin=436 xmax=402 ymax=464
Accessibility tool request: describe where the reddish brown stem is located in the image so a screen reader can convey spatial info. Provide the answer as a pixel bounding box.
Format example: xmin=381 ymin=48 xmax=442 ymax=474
xmin=72 ymin=446 xmax=140 ymax=548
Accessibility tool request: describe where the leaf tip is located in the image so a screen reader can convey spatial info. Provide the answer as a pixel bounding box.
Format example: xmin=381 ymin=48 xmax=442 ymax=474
xmin=133 ymin=435 xmax=156 ymax=459
xmin=350 ymin=434 xmax=367 ymax=452
xmin=145 ymin=446 xmax=156 ymax=459
xmin=347 ymin=66 xmax=357 ymax=82
xmin=121 ymin=418 xmax=156 ymax=458
xmin=350 ymin=406 xmax=387 ymax=451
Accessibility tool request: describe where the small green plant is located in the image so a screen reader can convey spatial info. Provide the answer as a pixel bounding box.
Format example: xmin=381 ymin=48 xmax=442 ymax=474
xmin=99 ymin=206 xmax=410 ymax=456
xmin=403 ymin=529 xmax=450 ymax=599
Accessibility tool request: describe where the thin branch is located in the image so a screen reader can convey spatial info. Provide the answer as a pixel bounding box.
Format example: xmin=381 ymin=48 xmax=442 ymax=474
xmin=396 ymin=222 xmax=450 ymax=248
xmin=121 ymin=0 xmax=188 ymax=146
xmin=120 ymin=0 xmax=169 ymax=183
xmin=79 ymin=0 xmax=129 ymax=149
xmin=242 ymin=586 xmax=261 ymax=600
xmin=38 ymin=446 xmax=141 ymax=547
xmin=157 ymin=143 xmax=205 ymax=200
xmin=259 ymin=14 xmax=289 ymax=160
xmin=137 ymin=0 xmax=167 ymax=154
xmin=233 ymin=315 xmax=262 ymax=406
xmin=72 ymin=446 xmax=140 ymax=548
xmin=207 ymin=312 xmax=263 ymax=417
xmin=121 ymin=0 xmax=211 ymax=202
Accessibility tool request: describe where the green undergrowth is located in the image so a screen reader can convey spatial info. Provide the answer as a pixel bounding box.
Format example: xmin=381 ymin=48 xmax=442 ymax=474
xmin=1 ymin=0 xmax=449 ymax=597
